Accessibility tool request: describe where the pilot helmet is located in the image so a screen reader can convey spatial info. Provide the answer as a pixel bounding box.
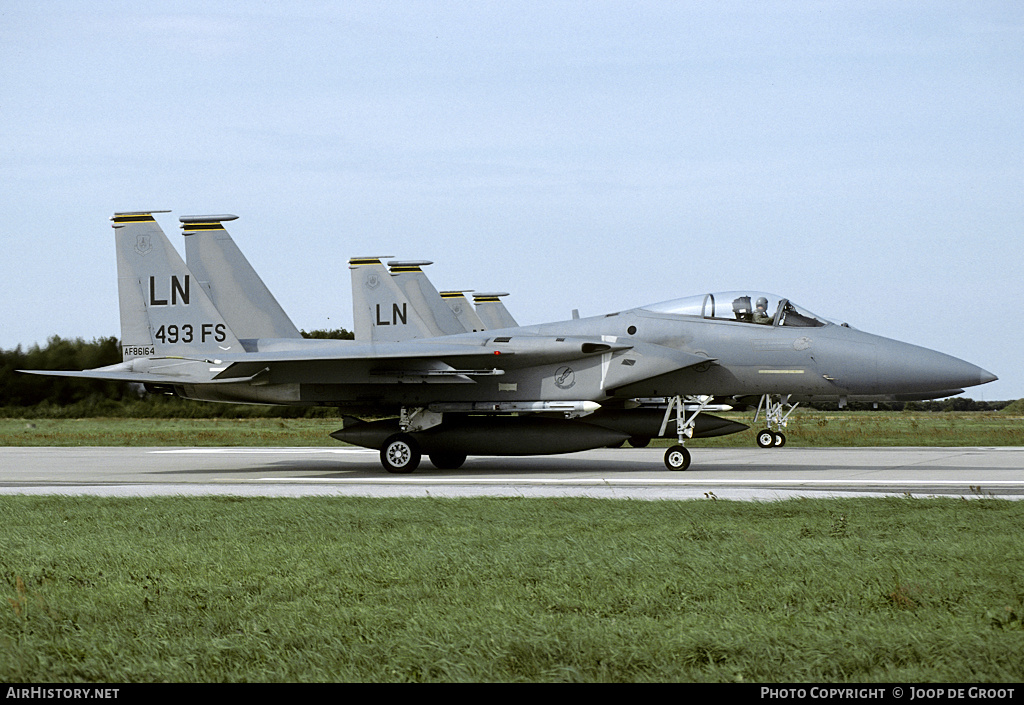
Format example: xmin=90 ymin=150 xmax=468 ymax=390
xmin=756 ymin=297 xmax=768 ymax=311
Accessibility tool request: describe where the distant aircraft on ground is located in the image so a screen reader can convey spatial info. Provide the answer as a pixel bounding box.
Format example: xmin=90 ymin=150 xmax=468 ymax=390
xmin=22 ymin=212 xmax=997 ymax=472
xmin=471 ymin=291 xmax=518 ymax=330
xmin=438 ymin=290 xmax=488 ymax=333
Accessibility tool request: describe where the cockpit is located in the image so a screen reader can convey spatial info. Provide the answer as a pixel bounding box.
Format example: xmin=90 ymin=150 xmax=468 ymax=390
xmin=641 ymin=291 xmax=829 ymax=328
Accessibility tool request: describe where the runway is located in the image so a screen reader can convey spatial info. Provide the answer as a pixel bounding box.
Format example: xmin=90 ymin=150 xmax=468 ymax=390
xmin=1 ymin=446 xmax=1022 ymax=500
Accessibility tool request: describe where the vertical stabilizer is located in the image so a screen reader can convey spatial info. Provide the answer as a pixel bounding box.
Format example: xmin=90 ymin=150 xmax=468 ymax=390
xmin=181 ymin=215 xmax=302 ymax=339
xmin=387 ymin=261 xmax=468 ymax=336
xmin=473 ymin=292 xmax=519 ymax=329
xmin=349 ymin=257 xmax=436 ymax=342
xmin=112 ymin=212 xmax=242 ymax=360
xmin=440 ymin=290 xmax=487 ymax=332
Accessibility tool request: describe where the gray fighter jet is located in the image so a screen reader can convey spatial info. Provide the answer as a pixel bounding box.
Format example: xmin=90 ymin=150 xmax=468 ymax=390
xmin=23 ymin=212 xmax=997 ymax=473
xmin=350 ymin=257 xmax=509 ymax=340
xmin=350 ymin=257 xmax=467 ymax=341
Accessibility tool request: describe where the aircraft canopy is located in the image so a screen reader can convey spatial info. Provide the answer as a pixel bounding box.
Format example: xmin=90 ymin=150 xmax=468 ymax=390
xmin=641 ymin=292 xmax=829 ymax=328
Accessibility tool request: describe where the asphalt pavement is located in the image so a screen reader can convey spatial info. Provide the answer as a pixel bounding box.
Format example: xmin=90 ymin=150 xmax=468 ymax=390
xmin=1 ymin=446 xmax=1021 ymax=500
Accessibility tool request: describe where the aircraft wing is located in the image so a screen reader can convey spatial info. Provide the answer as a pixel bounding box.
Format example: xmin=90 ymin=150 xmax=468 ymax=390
xmin=18 ymin=337 xmax=616 ymax=386
xmin=208 ymin=335 xmax=636 ymax=382
xmin=21 ymin=335 xmax=716 ymax=390
xmin=210 ymin=336 xmax=715 ymax=390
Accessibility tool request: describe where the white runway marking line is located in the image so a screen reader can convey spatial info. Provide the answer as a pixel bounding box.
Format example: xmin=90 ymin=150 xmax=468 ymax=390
xmin=251 ymin=477 xmax=1024 ymax=487
xmin=151 ymin=448 xmax=376 ymax=454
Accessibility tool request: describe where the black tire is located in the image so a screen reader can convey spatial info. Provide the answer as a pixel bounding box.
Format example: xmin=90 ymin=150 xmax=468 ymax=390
xmin=428 ymin=452 xmax=467 ymax=470
xmin=774 ymin=431 xmax=787 ymax=447
xmin=380 ymin=434 xmax=421 ymax=473
xmin=756 ymin=429 xmax=776 ymax=448
xmin=628 ymin=436 xmax=651 ymax=448
xmin=664 ymin=445 xmax=691 ymax=471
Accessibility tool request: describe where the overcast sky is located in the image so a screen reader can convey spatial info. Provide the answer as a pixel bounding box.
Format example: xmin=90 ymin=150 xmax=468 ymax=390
xmin=2 ymin=1 xmax=1021 ymax=400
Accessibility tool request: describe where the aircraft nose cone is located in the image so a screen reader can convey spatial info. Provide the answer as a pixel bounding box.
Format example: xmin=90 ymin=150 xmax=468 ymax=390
xmin=879 ymin=343 xmax=997 ymax=392
xmin=945 ymin=359 xmax=997 ymax=389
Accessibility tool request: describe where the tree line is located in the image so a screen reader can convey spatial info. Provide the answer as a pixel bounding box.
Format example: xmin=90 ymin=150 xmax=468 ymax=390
xmin=802 ymin=398 xmax=1013 ymax=412
xmin=0 ymin=331 xmax=352 ymax=418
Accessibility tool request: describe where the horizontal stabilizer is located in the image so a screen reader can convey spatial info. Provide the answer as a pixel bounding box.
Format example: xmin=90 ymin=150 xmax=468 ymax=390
xmin=18 ymin=358 xmax=266 ymax=386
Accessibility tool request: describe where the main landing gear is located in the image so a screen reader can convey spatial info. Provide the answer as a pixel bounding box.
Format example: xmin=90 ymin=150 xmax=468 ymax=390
xmin=658 ymin=395 xmax=716 ymax=471
xmin=753 ymin=394 xmax=798 ymax=449
xmin=380 ymin=432 xmax=468 ymax=473
xmin=381 ymin=433 xmax=420 ymax=473
xmin=380 ymin=407 xmax=470 ymax=473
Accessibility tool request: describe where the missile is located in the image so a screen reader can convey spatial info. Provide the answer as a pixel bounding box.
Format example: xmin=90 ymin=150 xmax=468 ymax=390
xmin=587 ymin=408 xmax=749 ymax=439
xmin=427 ymin=400 xmax=602 ymax=417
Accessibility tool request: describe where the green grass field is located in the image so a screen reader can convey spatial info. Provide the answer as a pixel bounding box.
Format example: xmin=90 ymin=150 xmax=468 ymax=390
xmin=2 ymin=411 xmax=1022 ymax=682
xmin=1 ymin=409 xmax=1022 ymax=447
xmin=3 ymin=495 xmax=1024 ymax=682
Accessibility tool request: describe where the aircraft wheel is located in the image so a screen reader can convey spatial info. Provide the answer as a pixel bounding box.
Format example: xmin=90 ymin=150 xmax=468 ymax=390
xmin=664 ymin=445 xmax=691 ymax=471
xmin=628 ymin=436 xmax=651 ymax=448
xmin=381 ymin=434 xmax=421 ymax=473
xmin=429 ymin=452 xmax=467 ymax=470
xmin=756 ymin=429 xmax=776 ymax=448
xmin=774 ymin=431 xmax=787 ymax=447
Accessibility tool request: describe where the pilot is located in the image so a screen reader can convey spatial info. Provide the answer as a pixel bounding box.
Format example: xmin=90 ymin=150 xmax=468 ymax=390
xmin=753 ymin=297 xmax=772 ymax=325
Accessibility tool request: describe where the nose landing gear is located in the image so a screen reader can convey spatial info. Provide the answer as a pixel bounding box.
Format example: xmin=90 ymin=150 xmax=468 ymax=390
xmin=658 ymin=395 xmax=715 ymax=471
xmin=754 ymin=394 xmax=797 ymax=449
xmin=755 ymin=428 xmax=786 ymax=448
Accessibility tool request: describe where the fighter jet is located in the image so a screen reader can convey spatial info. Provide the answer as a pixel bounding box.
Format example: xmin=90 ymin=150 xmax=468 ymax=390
xmin=353 ymin=256 xmax=947 ymax=450
xmin=350 ymin=258 xmax=468 ymax=342
xmin=350 ymin=258 xmax=509 ymax=340
xmin=22 ymin=212 xmax=997 ymax=473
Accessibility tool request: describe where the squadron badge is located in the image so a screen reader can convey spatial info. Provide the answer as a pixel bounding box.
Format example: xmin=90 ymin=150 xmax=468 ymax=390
xmin=134 ymin=235 xmax=153 ymax=256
